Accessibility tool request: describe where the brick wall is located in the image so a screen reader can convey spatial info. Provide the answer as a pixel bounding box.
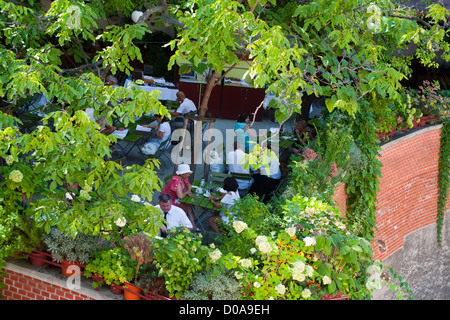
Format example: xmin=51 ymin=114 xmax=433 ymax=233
xmin=0 ymin=260 xmax=110 ymax=300
xmin=333 ymin=125 xmax=450 ymax=261
xmin=2 ymin=269 xmax=93 ymax=300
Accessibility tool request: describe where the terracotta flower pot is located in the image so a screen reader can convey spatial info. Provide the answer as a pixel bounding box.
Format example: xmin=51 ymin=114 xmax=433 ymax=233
xmin=123 ymin=283 xmax=143 ymax=300
xmin=61 ymin=260 xmax=82 ymax=277
xmin=110 ymin=284 xmax=124 ymax=295
xmin=29 ymin=252 xmax=48 ymax=268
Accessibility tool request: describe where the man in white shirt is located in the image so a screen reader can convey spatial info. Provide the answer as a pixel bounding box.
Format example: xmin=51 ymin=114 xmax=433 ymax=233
xmin=170 ymin=91 xmax=197 ymax=117
xmin=156 ymin=193 xmax=193 ymax=237
xmin=226 ymin=141 xmax=254 ymax=191
xmin=169 ymin=91 xmax=197 ymax=130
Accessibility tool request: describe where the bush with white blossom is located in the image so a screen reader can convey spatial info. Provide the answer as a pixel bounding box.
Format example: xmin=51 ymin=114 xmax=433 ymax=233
xmin=215 ymin=195 xmax=373 ymax=300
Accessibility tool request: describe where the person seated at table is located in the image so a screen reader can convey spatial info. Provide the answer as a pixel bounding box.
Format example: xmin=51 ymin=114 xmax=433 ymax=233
xmin=207 ymin=177 xmax=240 ymax=234
xmin=292 ymin=119 xmax=313 ymax=154
xmin=140 ymin=114 xmax=171 ymax=155
xmin=85 ymin=107 xmax=121 ymax=134
xmin=234 ymin=113 xmax=259 ymax=153
xmin=248 ymin=146 xmax=281 ymax=201
xmin=169 ymin=91 xmax=197 ymax=130
xmin=105 ymin=75 xmax=119 ymax=88
xmin=161 ymin=164 xmax=200 ymax=231
xmin=226 ymin=141 xmax=254 ymax=193
xmin=156 ymin=193 xmax=193 ymax=237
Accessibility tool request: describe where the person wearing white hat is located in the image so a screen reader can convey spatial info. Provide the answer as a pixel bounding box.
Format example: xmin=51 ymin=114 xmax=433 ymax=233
xmin=161 ymin=164 xmax=200 ymax=231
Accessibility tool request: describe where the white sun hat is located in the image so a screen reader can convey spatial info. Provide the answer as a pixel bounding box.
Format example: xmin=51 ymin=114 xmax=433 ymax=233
xmin=176 ymin=164 xmax=193 ymax=175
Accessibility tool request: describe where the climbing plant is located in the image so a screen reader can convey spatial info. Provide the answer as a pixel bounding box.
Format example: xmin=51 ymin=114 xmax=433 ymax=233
xmin=343 ymin=105 xmax=382 ymax=241
xmin=437 ymin=117 xmax=450 ymax=243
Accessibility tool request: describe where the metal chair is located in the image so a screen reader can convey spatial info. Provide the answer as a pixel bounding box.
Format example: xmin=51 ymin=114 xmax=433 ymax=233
xmin=138 ymin=136 xmax=172 ymax=168
xmin=230 ymin=172 xmax=254 ymax=197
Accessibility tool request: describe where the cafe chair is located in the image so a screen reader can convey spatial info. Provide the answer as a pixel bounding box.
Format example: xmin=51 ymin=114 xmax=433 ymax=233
xmin=138 ymin=136 xmax=172 ymax=168
xmin=230 ymin=172 xmax=254 ymax=197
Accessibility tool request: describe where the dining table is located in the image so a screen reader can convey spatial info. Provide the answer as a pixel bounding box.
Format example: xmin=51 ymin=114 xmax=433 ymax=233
xmin=111 ymin=115 xmax=156 ymax=156
xmin=178 ymin=180 xmax=223 ymax=231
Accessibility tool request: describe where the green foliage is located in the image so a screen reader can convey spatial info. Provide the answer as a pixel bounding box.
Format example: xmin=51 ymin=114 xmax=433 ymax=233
xmin=43 ymin=228 xmax=98 ymax=265
xmin=84 ymin=246 xmax=137 ymax=289
xmin=182 ymin=270 xmax=241 ymax=300
xmin=214 ymin=195 xmax=373 ymax=300
xmin=343 ymin=107 xmax=382 ymax=241
xmin=151 ymin=229 xmax=214 ymax=299
xmin=437 ymin=117 xmax=450 ymax=243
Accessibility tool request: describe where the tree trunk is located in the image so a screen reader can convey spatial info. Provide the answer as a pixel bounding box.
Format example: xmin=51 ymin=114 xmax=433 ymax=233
xmin=198 ymin=71 xmax=220 ymax=117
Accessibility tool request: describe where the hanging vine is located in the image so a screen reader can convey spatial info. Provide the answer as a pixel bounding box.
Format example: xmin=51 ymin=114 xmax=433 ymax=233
xmin=344 ymin=107 xmax=383 ymax=242
xmin=437 ymin=117 xmax=450 ymax=243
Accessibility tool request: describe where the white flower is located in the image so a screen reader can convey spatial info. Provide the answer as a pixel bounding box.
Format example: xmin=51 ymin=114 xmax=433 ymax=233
xmin=5 ymin=155 xmax=14 ymax=166
xmin=240 ymin=258 xmax=252 ymax=268
xmin=65 ymin=192 xmax=73 ymax=200
xmin=250 ymin=248 xmax=257 ymax=254
xmin=258 ymin=241 xmax=272 ymax=254
xmin=192 ymin=258 xmax=199 ymax=263
xmin=114 ymin=216 xmax=127 ymax=227
xmin=285 ymin=227 xmax=296 ymax=237
xmin=79 ymin=189 xmax=91 ymax=201
xmin=255 ymin=235 xmax=268 ymax=246
xmin=302 ymin=288 xmax=311 ymax=298
xmin=293 ymin=272 xmax=305 ymax=282
xmin=305 ymin=265 xmax=314 ymax=277
xmin=209 ymin=248 xmax=222 ymax=263
xmin=9 ymin=170 xmax=23 ymax=183
xmin=253 ymin=281 xmax=261 ymax=288
xmin=275 ymin=284 xmax=286 ymax=295
xmin=234 ymin=271 xmax=243 ymax=279
xmin=322 ymin=275 xmax=332 ymax=285
xmin=292 ymin=260 xmax=305 ymax=273
xmin=303 ymin=236 xmax=316 ymax=247
xmin=130 ymin=194 xmax=141 ymax=202
xmin=233 ymin=220 xmax=248 ymax=234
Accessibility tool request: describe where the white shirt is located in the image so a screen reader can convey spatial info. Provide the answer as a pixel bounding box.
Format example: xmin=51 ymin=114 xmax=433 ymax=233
xmin=156 ymin=204 xmax=193 ymax=231
xmin=157 ymin=121 xmax=171 ymax=143
xmin=176 ymin=98 xmax=197 ymax=115
xmin=259 ymin=153 xmax=281 ymax=180
xmin=220 ymin=191 xmax=240 ymax=224
xmin=226 ymin=149 xmax=253 ymax=189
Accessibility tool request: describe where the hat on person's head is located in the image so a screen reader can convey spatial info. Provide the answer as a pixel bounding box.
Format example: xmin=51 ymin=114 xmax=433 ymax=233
xmin=176 ymin=164 xmax=193 ymax=175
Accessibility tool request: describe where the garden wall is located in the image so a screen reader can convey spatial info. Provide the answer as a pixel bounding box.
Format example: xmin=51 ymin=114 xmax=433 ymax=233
xmin=333 ymin=124 xmax=450 ymax=299
xmin=0 ymin=259 xmax=113 ymax=300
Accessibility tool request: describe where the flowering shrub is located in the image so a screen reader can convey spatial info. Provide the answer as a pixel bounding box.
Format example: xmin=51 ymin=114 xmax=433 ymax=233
xmin=213 ymin=195 xmax=373 ymax=300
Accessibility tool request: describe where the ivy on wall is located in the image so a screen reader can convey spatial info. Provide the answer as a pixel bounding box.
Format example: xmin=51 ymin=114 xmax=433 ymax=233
xmin=344 ymin=108 xmax=382 ymax=242
xmin=437 ymin=118 xmax=450 ymax=243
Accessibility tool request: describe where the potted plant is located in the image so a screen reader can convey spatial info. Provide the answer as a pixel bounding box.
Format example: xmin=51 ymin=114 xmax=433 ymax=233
xmin=43 ymin=228 xmax=97 ymax=276
xmin=137 ymin=263 xmax=167 ymax=299
xmin=123 ymin=233 xmax=154 ymax=300
xmin=84 ymin=246 xmax=137 ymax=295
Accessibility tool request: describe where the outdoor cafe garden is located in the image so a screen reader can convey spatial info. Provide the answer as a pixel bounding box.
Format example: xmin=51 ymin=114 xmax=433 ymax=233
xmin=1 ymin=0 xmax=450 ymax=302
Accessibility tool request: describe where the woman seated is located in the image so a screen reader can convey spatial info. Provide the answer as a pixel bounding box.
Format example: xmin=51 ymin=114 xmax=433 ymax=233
xmin=161 ymin=164 xmax=200 ymax=231
xmin=207 ymin=177 xmax=240 ymax=234
xmin=234 ymin=113 xmax=259 ymax=153
xmin=140 ymin=114 xmax=171 ymax=155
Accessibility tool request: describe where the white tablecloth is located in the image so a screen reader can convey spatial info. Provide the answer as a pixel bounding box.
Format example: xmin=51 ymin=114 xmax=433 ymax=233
xmin=124 ymin=79 xmax=178 ymax=101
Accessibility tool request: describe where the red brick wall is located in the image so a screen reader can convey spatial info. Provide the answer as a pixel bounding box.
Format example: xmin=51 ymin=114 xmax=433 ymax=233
xmin=332 ymin=182 xmax=347 ymax=216
xmin=1 ymin=265 xmax=94 ymax=300
xmin=333 ymin=125 xmax=450 ymax=261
